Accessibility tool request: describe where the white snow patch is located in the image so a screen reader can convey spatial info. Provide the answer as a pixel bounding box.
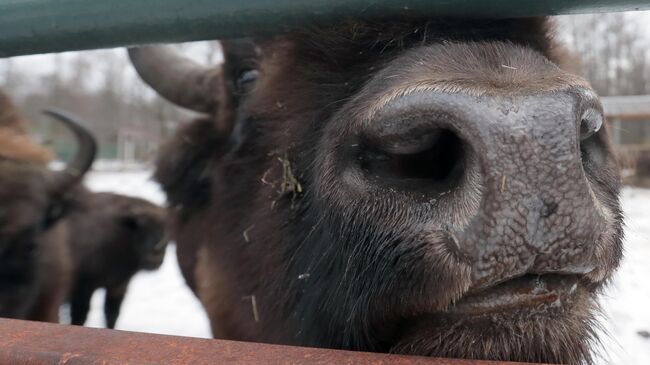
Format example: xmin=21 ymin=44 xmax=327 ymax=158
xmin=84 ymin=169 xmax=166 ymax=205
xmin=596 ymin=187 xmax=650 ymax=365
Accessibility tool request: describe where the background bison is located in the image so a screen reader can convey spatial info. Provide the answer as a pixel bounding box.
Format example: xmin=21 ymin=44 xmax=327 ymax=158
xmin=131 ymin=17 xmax=623 ymax=364
xmin=65 ymin=190 xmax=167 ymax=329
xmin=0 ymin=98 xmax=96 ymax=321
xmin=0 ymin=92 xmax=168 ymax=328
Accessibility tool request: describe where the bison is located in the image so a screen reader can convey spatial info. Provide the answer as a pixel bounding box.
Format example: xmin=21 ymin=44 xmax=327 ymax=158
xmin=130 ymin=17 xmax=623 ymax=364
xmin=65 ymin=190 xmax=168 ymax=329
xmin=0 ymin=98 xmax=96 ymax=321
xmin=1 ymin=91 xmax=168 ymax=325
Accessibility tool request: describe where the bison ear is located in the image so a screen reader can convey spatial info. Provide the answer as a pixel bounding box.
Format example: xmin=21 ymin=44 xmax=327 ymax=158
xmin=154 ymin=117 xmax=225 ymax=211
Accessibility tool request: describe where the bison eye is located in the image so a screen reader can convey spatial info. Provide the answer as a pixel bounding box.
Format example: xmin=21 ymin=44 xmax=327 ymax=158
xmin=580 ymin=108 xmax=603 ymax=141
xmin=236 ymin=69 xmax=259 ymax=94
xmin=43 ymin=203 xmax=66 ymax=228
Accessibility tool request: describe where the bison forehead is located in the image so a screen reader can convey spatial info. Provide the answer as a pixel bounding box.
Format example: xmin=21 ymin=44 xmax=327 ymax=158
xmin=356 ymin=41 xmax=590 ymax=122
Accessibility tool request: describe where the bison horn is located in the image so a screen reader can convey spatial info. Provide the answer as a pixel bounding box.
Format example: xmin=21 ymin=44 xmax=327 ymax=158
xmin=128 ymin=46 xmax=222 ymax=114
xmin=43 ymin=109 xmax=97 ymax=194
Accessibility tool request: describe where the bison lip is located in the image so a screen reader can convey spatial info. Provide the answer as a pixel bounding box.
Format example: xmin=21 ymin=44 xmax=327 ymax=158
xmin=444 ymin=274 xmax=580 ymax=316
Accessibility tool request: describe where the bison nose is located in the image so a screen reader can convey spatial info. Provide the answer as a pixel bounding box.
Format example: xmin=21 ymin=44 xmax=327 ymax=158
xmin=353 ymin=95 xmax=473 ymax=197
xmin=353 ymin=90 xmax=609 ymax=288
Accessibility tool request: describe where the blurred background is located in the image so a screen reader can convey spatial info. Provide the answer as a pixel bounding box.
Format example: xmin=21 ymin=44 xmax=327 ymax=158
xmin=1 ymin=11 xmax=649 ymax=365
xmin=0 ymin=42 xmax=220 ymax=164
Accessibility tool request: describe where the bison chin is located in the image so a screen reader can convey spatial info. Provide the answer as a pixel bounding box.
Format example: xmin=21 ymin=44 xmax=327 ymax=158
xmin=390 ymin=285 xmax=602 ymax=365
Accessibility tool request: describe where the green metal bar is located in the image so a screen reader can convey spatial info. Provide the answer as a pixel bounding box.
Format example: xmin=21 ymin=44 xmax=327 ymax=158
xmin=1 ymin=0 xmax=649 ymax=57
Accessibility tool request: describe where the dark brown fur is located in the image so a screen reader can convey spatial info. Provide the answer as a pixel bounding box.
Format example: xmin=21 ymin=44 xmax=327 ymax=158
xmin=149 ymin=17 xmax=622 ymax=364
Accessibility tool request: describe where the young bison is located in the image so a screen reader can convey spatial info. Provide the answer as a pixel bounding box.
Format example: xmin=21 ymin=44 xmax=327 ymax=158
xmin=65 ymin=190 xmax=167 ymax=329
xmin=0 ymin=102 xmax=96 ymax=321
xmin=131 ymin=17 xmax=623 ymax=364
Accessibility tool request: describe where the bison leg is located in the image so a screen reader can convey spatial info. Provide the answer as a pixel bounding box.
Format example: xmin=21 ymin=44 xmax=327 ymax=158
xmin=104 ymin=282 xmax=128 ymax=329
xmin=70 ymin=284 xmax=94 ymax=326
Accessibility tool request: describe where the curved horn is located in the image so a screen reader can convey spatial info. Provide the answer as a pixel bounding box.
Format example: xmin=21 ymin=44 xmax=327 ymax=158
xmin=128 ymin=46 xmax=223 ymax=113
xmin=43 ymin=109 xmax=97 ymax=194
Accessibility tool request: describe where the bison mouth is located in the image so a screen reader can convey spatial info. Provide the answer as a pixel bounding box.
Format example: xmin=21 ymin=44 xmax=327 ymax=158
xmin=445 ymin=274 xmax=580 ymax=316
xmin=389 ymin=274 xmax=596 ymax=363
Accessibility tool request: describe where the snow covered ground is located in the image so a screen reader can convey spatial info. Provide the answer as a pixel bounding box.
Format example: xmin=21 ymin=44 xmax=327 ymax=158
xmin=598 ymin=188 xmax=650 ymax=364
xmin=81 ymin=168 xmax=650 ymax=364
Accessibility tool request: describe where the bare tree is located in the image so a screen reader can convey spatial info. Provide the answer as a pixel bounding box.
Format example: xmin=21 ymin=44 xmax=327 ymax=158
xmin=561 ymin=12 xmax=650 ymax=96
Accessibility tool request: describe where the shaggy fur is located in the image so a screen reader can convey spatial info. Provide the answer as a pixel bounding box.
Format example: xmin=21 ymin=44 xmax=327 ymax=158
xmin=145 ymin=17 xmax=623 ymax=364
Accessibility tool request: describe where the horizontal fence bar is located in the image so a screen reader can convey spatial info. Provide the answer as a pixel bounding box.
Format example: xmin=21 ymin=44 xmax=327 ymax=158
xmin=0 ymin=319 xmax=546 ymax=365
xmin=1 ymin=0 xmax=650 ymax=57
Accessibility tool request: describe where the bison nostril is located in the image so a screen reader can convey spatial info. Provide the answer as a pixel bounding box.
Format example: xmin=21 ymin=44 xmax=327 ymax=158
xmin=579 ymin=109 xmax=603 ymax=141
xmin=358 ymin=128 xmax=466 ymax=193
xmin=579 ymin=108 xmax=606 ymax=172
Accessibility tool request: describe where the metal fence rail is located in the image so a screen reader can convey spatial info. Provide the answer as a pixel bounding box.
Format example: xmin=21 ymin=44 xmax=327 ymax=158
xmin=0 ymin=319 xmax=545 ymax=365
xmin=1 ymin=0 xmax=650 ymax=57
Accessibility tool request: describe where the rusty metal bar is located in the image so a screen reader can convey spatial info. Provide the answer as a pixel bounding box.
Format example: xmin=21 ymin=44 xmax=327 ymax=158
xmin=0 ymin=318 xmax=546 ymax=365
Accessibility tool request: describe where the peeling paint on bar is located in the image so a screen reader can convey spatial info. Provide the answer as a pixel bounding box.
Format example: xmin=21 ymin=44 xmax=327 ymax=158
xmin=0 ymin=319 xmax=549 ymax=365
xmin=1 ymin=0 xmax=650 ymax=57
